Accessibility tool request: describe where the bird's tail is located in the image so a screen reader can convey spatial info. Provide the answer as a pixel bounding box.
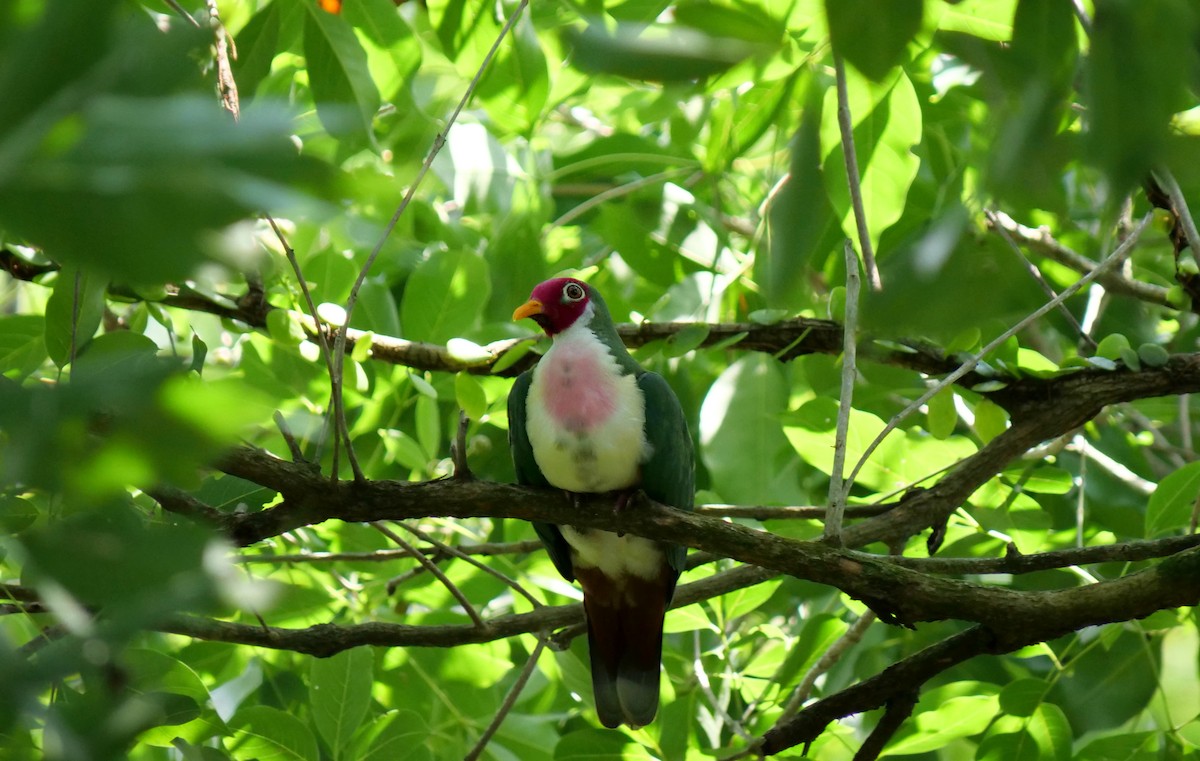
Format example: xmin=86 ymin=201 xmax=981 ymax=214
xmin=578 ymin=568 xmax=673 ymax=729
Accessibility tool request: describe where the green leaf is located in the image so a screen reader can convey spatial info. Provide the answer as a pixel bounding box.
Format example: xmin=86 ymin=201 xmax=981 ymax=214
xmin=974 ymin=398 xmax=1009 ymax=444
xmin=926 ymin=386 xmax=957 ymax=439
xmin=1147 ymin=461 xmax=1200 ymax=538
xmin=415 ymin=393 xmax=441 ymax=460
xmin=565 ymin=21 xmax=769 ymax=82
xmin=44 ymin=266 xmax=108 ymax=368
xmin=302 ymin=4 xmax=381 ymax=141
xmin=455 ymin=372 xmax=488 ymax=421
xmin=886 ymin=695 xmax=998 ymax=754
xmin=230 ymin=705 xmax=319 ymax=761
xmin=825 ymin=0 xmax=923 ymax=81
xmin=232 ymin=0 xmax=282 ymax=99
xmin=0 ymin=314 xmax=48 ymax=380
xmin=310 ymin=647 xmax=374 ymax=759
xmin=0 ymin=96 xmax=332 ymax=284
xmin=699 ymin=354 xmax=804 ymax=504
xmin=553 ymin=728 xmax=652 ymax=759
xmin=400 ymin=249 xmax=491 ymax=344
xmin=356 ymin=710 xmax=434 ymax=761
xmin=1086 ymin=0 xmax=1199 ymax=192
xmin=999 ymin=678 xmax=1050 ymax=717
xmin=820 ymin=67 xmax=921 ymax=256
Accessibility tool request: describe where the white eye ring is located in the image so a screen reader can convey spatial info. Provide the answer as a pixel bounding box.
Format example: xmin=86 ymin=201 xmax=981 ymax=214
xmin=563 ymin=282 xmax=585 ymax=302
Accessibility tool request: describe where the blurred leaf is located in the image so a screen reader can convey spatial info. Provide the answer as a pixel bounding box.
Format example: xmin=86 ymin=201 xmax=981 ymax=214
xmin=0 ymin=314 xmax=48 ymax=380
xmin=887 ymin=694 xmax=998 ymax=754
xmin=401 ymin=249 xmax=490 ymax=344
xmin=566 ymin=21 xmax=770 ymax=82
xmin=825 ymin=0 xmax=923 ymax=81
xmin=0 ymin=96 xmax=333 ymax=284
xmin=974 ymin=398 xmax=1008 ymax=444
xmin=302 ymin=3 xmax=380 ymax=141
xmin=1086 ymin=0 xmax=1199 ymax=193
xmin=757 ymin=80 xmax=841 ymax=309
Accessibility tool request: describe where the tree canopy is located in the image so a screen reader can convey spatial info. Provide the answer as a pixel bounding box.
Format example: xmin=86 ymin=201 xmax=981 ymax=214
xmin=2 ymin=0 xmax=1200 ymax=759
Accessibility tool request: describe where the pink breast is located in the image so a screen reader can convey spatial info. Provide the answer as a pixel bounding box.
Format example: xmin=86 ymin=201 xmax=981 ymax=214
xmin=541 ymin=349 xmax=617 ymax=431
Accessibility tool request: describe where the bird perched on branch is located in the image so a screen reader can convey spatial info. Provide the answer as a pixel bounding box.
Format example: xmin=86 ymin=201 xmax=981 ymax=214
xmin=508 ymin=277 xmax=694 ymax=728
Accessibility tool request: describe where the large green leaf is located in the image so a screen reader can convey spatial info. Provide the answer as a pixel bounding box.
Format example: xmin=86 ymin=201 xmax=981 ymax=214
xmin=0 ymin=314 xmax=48 ymax=380
xmin=825 ymin=0 xmax=923 ymax=81
xmin=310 ymin=647 xmax=374 ymax=759
xmin=699 ymin=354 xmax=804 ymax=505
xmin=1146 ymin=461 xmax=1200 ymax=538
xmin=230 ymin=705 xmax=319 ymax=761
xmin=44 ymin=266 xmax=107 ymax=368
xmin=1086 ymin=0 xmax=1199 ymax=193
xmin=400 ymin=248 xmax=490 ymax=344
xmin=819 ymin=66 xmax=921 ymax=256
xmin=302 ymin=3 xmax=381 ymax=141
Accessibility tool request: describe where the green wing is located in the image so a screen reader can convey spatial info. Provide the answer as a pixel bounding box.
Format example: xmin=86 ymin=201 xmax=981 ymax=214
xmin=636 ymin=371 xmax=695 ymax=582
xmin=508 ymin=370 xmax=576 ymax=582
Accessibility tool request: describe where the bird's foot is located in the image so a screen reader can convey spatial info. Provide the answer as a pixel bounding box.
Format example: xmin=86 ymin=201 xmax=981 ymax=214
xmin=611 ymin=488 xmax=640 ymax=537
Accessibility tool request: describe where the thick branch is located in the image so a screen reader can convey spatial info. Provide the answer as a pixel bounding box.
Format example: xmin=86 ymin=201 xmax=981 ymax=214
xmin=159 ymin=564 xmax=777 ymax=656
xmin=210 ymin=445 xmax=1200 ymax=634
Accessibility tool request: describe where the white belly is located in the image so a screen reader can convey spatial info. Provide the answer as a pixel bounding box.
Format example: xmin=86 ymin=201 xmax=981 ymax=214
xmin=561 ymin=527 xmax=665 ymax=584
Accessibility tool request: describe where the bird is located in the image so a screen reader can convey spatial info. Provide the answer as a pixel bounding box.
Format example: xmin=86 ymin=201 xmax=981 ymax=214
xmin=507 ymin=276 xmax=694 ymax=729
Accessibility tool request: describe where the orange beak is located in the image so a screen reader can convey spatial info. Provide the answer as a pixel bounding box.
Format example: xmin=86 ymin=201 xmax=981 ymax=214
xmin=513 ymin=299 xmax=544 ymax=321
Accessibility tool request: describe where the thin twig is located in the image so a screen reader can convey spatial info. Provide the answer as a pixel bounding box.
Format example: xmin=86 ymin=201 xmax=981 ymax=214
xmin=834 ymin=55 xmax=881 ymax=290
xmin=330 ymin=0 xmax=531 ymax=481
xmin=273 ymin=410 xmax=307 ymax=462
xmin=236 ymin=540 xmax=543 ymax=564
xmin=1154 ymin=168 xmax=1200 ymax=272
xmin=986 ymin=211 xmax=1172 ymax=308
xmin=845 ymin=212 xmax=1153 ymax=495
xmin=206 ymin=0 xmax=239 ymax=118
xmin=824 ymin=241 xmax=861 ymax=545
xmin=782 ymin=610 xmax=876 ymax=719
xmin=462 ymin=637 xmax=548 ymax=761
xmin=391 ymin=522 xmax=542 ymax=608
xmin=371 ymin=522 xmax=485 ymax=628
xmin=547 ymin=166 xmax=695 ymax=233
xmin=986 ymin=209 xmax=1093 ymax=347
xmin=452 ymin=409 xmax=473 ymax=480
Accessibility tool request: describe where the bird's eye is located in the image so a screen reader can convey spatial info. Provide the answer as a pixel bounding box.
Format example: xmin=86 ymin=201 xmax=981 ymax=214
xmin=563 ymin=282 xmax=585 ymax=302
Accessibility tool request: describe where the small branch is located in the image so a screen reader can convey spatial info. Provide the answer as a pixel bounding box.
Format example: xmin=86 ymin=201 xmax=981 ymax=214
xmin=390 ymin=522 xmax=542 ymax=608
xmin=845 ymin=212 xmax=1154 ymax=499
xmin=205 ymin=0 xmax=239 ymax=118
xmin=236 ymin=539 xmax=543 ymax=564
xmin=463 ymin=637 xmax=547 ymax=761
xmin=834 ymin=55 xmax=881 ymax=290
xmin=853 ymin=690 xmax=919 ymax=761
xmin=452 ymin=409 xmax=473 ymax=480
xmin=695 ymin=504 xmax=890 ymax=521
xmin=330 ymin=0 xmax=530 ymax=481
xmin=985 ymin=211 xmax=1173 ymax=309
xmin=986 ymin=209 xmax=1093 ymax=346
xmin=877 ymin=534 xmax=1200 ymax=575
xmin=824 ymin=241 xmax=861 ymax=545
xmin=760 ymin=626 xmax=994 ymax=755
xmin=371 ymin=522 xmax=485 ymax=628
xmin=781 ymin=610 xmax=876 ymax=718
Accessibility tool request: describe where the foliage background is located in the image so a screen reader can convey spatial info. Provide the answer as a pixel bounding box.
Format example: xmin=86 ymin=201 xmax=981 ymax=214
xmin=2 ymin=0 xmax=1200 ymax=759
